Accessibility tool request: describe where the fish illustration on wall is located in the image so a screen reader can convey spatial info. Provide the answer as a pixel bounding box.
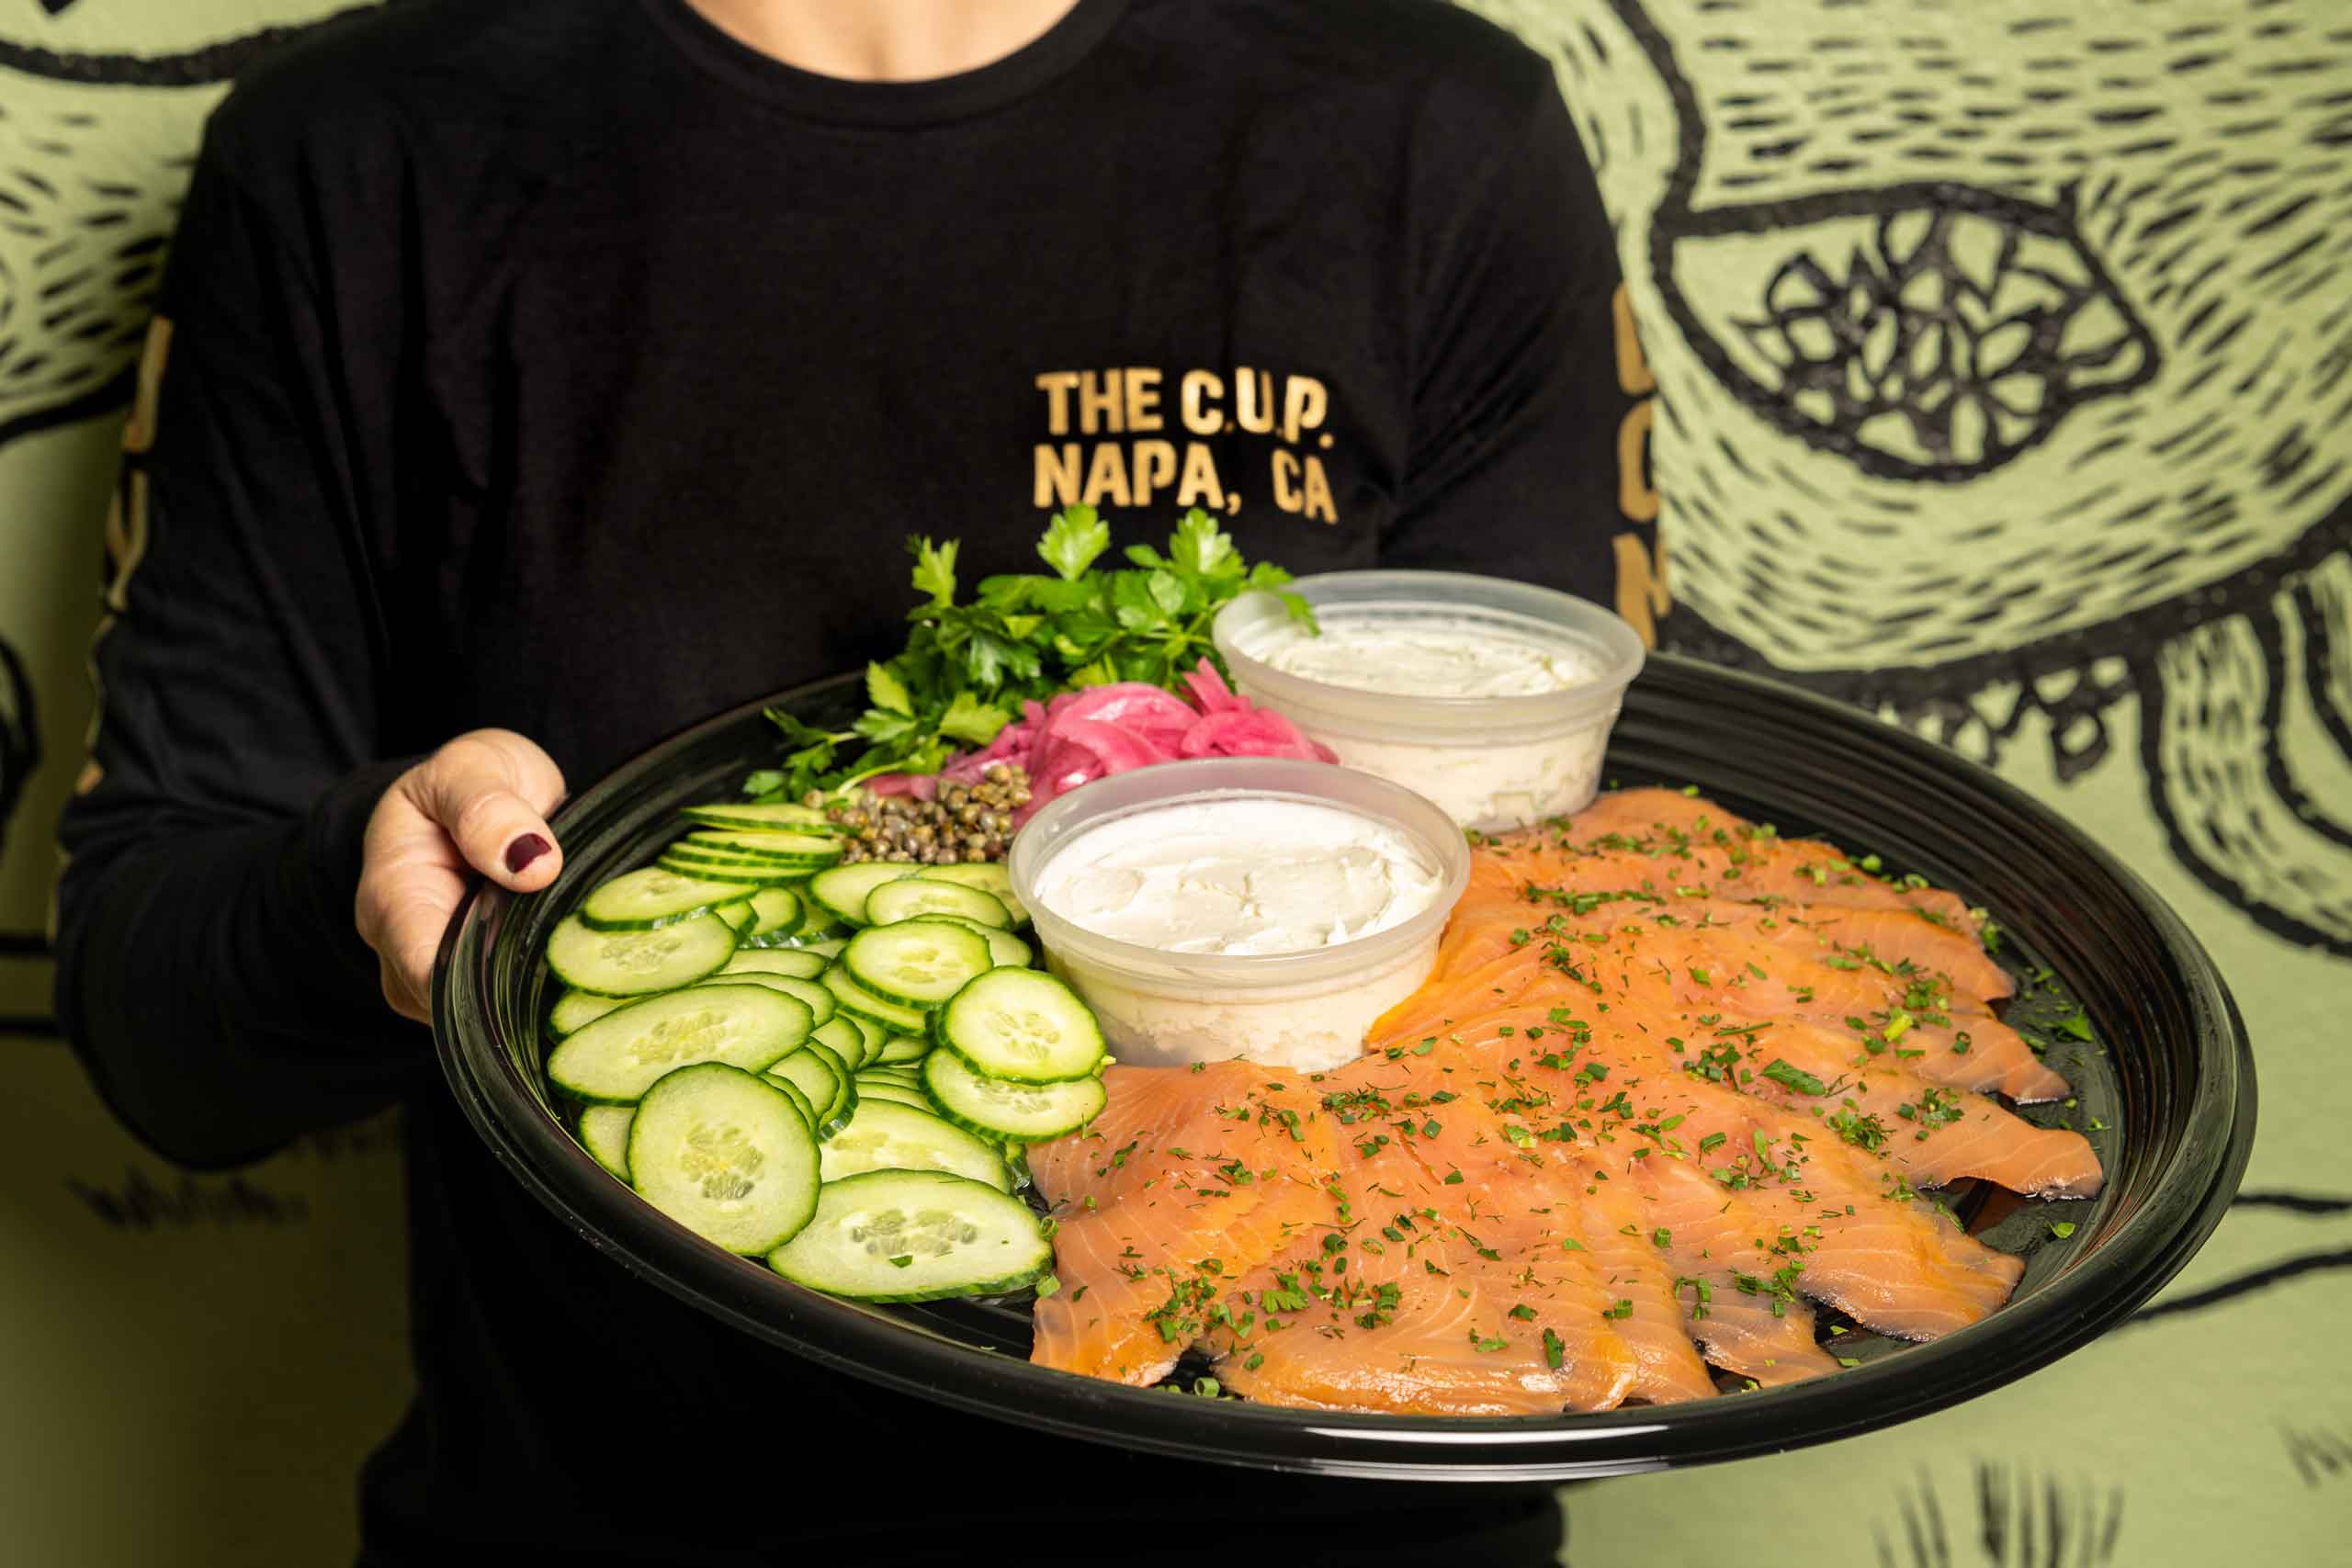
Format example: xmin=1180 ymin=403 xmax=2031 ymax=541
xmin=1472 ymin=0 xmax=2352 ymax=957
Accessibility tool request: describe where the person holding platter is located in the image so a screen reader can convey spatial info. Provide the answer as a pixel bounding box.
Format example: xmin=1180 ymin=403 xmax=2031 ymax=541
xmin=54 ymin=1 xmax=1630 ymax=1562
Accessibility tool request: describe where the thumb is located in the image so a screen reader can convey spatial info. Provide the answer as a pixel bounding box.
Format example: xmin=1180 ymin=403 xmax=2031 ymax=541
xmin=405 ymin=729 xmax=570 ymax=893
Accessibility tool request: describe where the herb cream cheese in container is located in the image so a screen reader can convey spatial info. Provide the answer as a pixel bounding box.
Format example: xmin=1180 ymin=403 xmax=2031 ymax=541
xmin=1008 ymin=759 xmax=1470 ymax=1073
xmin=1212 ymin=570 xmax=1645 ymax=832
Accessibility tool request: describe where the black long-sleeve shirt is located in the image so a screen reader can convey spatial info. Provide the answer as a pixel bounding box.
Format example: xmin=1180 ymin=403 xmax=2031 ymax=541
xmin=55 ymin=1 xmax=1628 ymax=1560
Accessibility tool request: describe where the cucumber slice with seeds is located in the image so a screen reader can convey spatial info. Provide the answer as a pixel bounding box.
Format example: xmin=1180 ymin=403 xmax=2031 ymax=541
xmin=577 ymin=1104 xmax=635 ymax=1179
xmin=578 ymin=867 xmax=757 ymax=932
xmin=548 ymin=988 xmax=628 ymax=1038
xmin=681 ymin=801 xmax=843 ymax=835
xmin=902 ymin=915 xmax=1030 ymax=968
xmin=628 ymin=1064 xmax=819 ymax=1254
xmin=821 ymin=964 xmax=931 ymax=1034
xmin=807 ymin=862 xmax=925 ymax=926
xmin=768 ymin=1169 xmax=1049 ymax=1303
xmin=818 ymin=1100 xmax=1011 ymax=1191
xmin=842 ymin=922 xmax=992 ymax=1009
xmin=921 ymin=1049 xmax=1106 ymax=1142
xmin=548 ymin=983 xmax=812 ymax=1103
xmin=916 ymin=863 xmax=1029 ymax=927
xmin=547 ymin=913 xmax=737 ymax=997
xmin=864 ymin=878 xmax=1012 ymax=930
xmin=933 ymin=968 xmax=1105 ymax=1084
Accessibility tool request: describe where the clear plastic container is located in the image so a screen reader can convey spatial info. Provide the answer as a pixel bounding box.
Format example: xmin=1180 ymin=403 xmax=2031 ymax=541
xmin=1007 ymin=758 xmax=1470 ymax=1072
xmin=1212 ymin=570 xmax=1645 ymax=832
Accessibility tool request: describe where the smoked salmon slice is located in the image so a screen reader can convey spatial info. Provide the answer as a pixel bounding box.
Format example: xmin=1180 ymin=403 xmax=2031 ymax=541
xmin=1028 ymin=790 xmax=2104 ymax=1413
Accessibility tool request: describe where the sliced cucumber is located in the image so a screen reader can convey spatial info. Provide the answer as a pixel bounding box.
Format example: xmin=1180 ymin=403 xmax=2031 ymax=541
xmin=713 ymin=899 xmax=755 ymax=934
xmin=767 ymin=1048 xmax=850 ymax=1134
xmin=703 ymin=968 xmax=835 ymax=1031
xmin=577 ymin=1104 xmax=635 ymax=1179
xmin=681 ymin=800 xmax=843 ymax=835
xmin=767 ymin=1074 xmax=817 ymax=1128
xmin=851 ymin=1079 xmax=933 ymax=1111
xmin=864 ymin=878 xmax=1012 ymax=931
xmin=547 ymin=912 xmax=737 ymax=997
xmin=916 ymin=863 xmax=1029 ymax=927
xmin=548 ymin=983 xmax=812 ymax=1103
xmin=548 ymin=988 xmax=628 ymax=1038
xmin=858 ymin=1065 xmax=923 ymax=1087
xmin=905 ymin=915 xmax=1030 ymax=969
xmin=821 ymin=964 xmax=931 ymax=1034
xmin=874 ymin=1034 xmax=931 ymax=1066
xmin=933 ymin=968 xmax=1105 ymax=1084
xmin=721 ymin=947 xmax=827 ymax=982
xmin=680 ymin=829 xmax=842 ymax=865
xmin=921 ymin=1049 xmax=1106 ymax=1143
xmin=656 ymin=852 xmax=814 ymax=887
xmin=842 ymin=922 xmax=992 ymax=1009
xmin=794 ymin=935 xmax=849 ymax=959
xmin=628 ymin=1064 xmax=819 ymax=1255
xmin=741 ymin=886 xmax=807 ymax=948
xmin=769 ymin=1169 xmax=1050 ymax=1303
xmin=576 ymin=867 xmax=756 ymax=933
xmin=800 ymin=1031 xmax=857 ymax=1089
xmin=818 ymin=1099 xmax=1010 ymax=1191
xmin=807 ymin=862 xmax=924 ymax=926
xmin=809 ymin=1014 xmax=875 ymax=1073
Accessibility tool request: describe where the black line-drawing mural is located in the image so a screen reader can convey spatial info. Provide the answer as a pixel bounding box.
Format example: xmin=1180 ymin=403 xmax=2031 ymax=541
xmin=1463 ymin=0 xmax=2352 ymax=1543
xmin=1478 ymin=0 xmax=2352 ymax=960
xmin=0 ymin=632 xmax=35 ymax=864
xmin=1874 ymin=1465 xmax=2126 ymax=1568
xmin=0 ymin=2 xmax=391 ymax=1020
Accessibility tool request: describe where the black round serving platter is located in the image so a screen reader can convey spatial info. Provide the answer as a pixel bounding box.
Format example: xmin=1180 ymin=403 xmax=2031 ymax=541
xmin=434 ymin=653 xmax=2255 ymax=1481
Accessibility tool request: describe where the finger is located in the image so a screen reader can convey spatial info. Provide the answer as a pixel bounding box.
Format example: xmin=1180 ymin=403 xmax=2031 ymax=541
xmin=356 ymin=833 xmax=469 ymax=1023
xmin=410 ymin=731 xmax=569 ymax=893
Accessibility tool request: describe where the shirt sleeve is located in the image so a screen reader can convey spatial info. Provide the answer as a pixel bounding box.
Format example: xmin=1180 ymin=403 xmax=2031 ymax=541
xmin=51 ymin=124 xmax=424 ymax=1170
xmin=1381 ymin=56 xmax=1627 ymax=601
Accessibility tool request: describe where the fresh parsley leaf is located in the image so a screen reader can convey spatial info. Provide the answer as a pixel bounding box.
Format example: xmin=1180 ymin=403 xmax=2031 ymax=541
xmin=866 ymin=661 xmax=913 ymax=716
xmin=937 ymin=690 xmax=1012 ymax=746
xmin=909 ymin=536 xmax=957 ymax=609
xmin=1170 ymin=508 xmax=1240 ymax=579
xmin=1037 ymin=504 xmax=1111 ymax=581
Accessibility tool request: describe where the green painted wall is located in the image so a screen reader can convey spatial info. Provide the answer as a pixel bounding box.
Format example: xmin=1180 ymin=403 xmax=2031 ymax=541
xmin=0 ymin=2 xmax=2343 ymax=1562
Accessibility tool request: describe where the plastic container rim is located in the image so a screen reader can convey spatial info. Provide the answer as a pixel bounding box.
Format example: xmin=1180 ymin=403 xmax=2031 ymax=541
xmin=1211 ymin=568 xmax=1648 ymax=739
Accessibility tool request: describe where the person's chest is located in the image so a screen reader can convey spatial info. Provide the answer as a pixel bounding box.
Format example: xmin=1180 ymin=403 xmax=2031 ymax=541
xmin=398 ymin=91 xmax=1423 ymax=779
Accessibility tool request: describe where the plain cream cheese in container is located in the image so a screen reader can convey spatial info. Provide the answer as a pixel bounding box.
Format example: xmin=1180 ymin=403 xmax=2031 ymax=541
xmin=1212 ymin=572 xmax=1645 ymax=833
xmin=1255 ymin=618 xmax=1606 ymax=701
xmin=1009 ymin=760 xmax=1470 ymax=1074
xmin=1031 ymin=797 xmax=1445 ymax=957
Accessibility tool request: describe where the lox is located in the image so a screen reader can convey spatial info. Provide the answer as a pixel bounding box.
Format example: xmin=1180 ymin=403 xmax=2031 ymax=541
xmin=1028 ymin=789 xmax=2101 ymax=1415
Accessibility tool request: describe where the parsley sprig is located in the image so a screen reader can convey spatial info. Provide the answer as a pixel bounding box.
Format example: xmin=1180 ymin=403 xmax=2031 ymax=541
xmin=745 ymin=505 xmax=1314 ymax=799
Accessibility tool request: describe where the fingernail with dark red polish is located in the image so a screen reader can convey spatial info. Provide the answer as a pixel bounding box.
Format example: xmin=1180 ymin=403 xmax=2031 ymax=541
xmin=504 ymin=833 xmax=551 ymax=874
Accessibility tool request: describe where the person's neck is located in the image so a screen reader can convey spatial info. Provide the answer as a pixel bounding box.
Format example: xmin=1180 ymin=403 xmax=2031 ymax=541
xmin=683 ymin=0 xmax=1084 ymax=82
